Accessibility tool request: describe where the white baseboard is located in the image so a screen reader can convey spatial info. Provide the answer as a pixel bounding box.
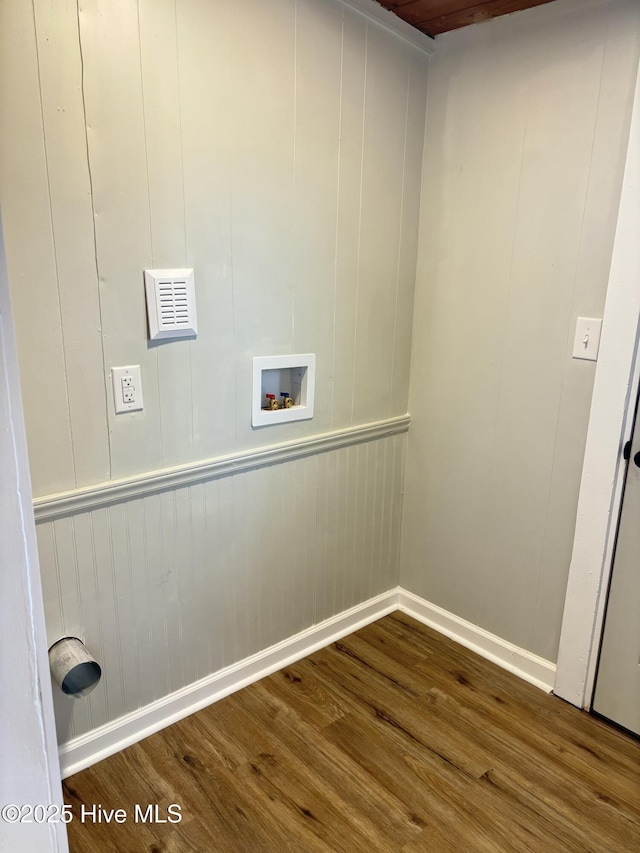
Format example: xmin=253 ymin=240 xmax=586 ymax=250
xmin=398 ymin=589 xmax=556 ymax=693
xmin=58 ymin=589 xmax=399 ymax=779
xmin=59 ymin=588 xmax=556 ymax=778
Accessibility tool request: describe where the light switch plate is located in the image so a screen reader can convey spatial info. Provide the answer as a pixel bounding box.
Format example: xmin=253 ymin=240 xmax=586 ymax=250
xmin=572 ymin=317 xmax=602 ymax=361
xmin=112 ymin=365 xmax=143 ymax=414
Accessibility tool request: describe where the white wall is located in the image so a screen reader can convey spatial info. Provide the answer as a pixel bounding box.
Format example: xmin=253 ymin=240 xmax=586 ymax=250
xmin=0 ymin=0 xmax=427 ymax=748
xmin=0 ymin=0 xmax=427 ymax=498
xmin=401 ymin=0 xmax=640 ymax=663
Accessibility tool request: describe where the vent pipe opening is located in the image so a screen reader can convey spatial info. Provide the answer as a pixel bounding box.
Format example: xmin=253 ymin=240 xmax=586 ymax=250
xmin=48 ymin=637 xmax=102 ymax=698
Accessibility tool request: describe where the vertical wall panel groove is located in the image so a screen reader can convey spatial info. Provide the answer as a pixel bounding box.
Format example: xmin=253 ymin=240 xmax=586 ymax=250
xmin=125 ymin=499 xmax=154 ymax=710
xmin=177 ymin=0 xmax=236 ymax=461
xmin=331 ymin=7 xmax=367 ymax=431
xmin=0 ymin=0 xmax=76 ymax=494
xmin=139 ymin=0 xmax=194 ymax=470
xmin=87 ymin=514 xmax=109 ymax=728
xmin=32 ymin=0 xmax=110 ymax=489
xmin=78 ymin=0 xmax=164 ymax=481
xmin=352 ymin=24 xmax=411 ymax=423
xmin=292 ymin=0 xmax=342 ymax=437
xmin=391 ymin=48 xmax=429 ymax=415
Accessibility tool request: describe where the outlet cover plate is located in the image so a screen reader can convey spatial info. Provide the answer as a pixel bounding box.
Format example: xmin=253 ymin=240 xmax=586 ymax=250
xmin=112 ymin=365 xmax=143 ymax=414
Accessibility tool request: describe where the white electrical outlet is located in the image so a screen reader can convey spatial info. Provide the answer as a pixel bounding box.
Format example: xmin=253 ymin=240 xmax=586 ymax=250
xmin=112 ymin=365 xmax=143 ymax=414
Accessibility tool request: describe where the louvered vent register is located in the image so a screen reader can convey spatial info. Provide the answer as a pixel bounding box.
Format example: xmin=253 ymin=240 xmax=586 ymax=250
xmin=144 ymin=268 xmax=198 ymax=340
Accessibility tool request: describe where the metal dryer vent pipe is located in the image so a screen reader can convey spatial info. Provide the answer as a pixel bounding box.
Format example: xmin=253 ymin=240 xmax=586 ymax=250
xmin=48 ymin=637 xmax=102 ymax=698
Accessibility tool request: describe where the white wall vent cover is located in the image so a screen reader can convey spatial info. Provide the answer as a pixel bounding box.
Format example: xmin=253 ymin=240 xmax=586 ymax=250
xmin=144 ymin=268 xmax=197 ymax=340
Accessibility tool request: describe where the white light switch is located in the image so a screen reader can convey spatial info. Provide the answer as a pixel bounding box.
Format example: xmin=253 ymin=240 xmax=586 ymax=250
xmin=572 ymin=317 xmax=602 ymax=362
xmin=112 ymin=365 xmax=143 ymax=414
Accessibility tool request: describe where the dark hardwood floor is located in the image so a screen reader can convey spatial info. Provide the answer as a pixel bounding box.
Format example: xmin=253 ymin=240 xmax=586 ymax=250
xmin=63 ymin=613 xmax=640 ymax=851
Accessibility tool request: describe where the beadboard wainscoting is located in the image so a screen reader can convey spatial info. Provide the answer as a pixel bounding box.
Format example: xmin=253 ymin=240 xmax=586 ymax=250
xmin=35 ymin=422 xmax=408 ymax=769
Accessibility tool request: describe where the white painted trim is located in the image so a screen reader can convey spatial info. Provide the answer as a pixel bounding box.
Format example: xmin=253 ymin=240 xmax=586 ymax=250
xmin=59 ymin=587 xmax=559 ymax=777
xmin=1 ymin=219 xmax=68 ymax=849
xmin=339 ymin=0 xmax=434 ymax=54
xmin=34 ymin=414 xmax=410 ymax=522
xmin=58 ymin=589 xmax=399 ymax=778
xmin=398 ymin=590 xmax=556 ymax=693
xmin=555 ymin=56 xmax=640 ymax=710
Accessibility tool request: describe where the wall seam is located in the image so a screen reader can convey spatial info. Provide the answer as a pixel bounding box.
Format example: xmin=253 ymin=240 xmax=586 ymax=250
xmin=350 ymin=21 xmax=368 ymax=422
xmin=136 ymin=0 xmax=164 ymax=468
xmin=330 ymin=7 xmax=346 ymax=432
xmin=75 ymin=0 xmax=112 ymax=482
xmin=388 ymin=55 xmax=412 ymax=419
xmin=173 ymin=0 xmax=195 ymax=462
xmin=32 ymin=0 xmax=77 ymax=487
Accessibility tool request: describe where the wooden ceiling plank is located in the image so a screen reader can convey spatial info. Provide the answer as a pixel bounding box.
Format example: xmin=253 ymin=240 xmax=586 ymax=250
xmin=376 ymin=0 xmax=424 ymax=8
xmin=420 ymin=0 xmax=555 ymax=35
xmin=376 ymin=1 xmax=483 ymax=26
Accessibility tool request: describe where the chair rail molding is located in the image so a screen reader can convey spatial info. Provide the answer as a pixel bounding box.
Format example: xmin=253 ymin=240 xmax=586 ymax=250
xmin=34 ymin=415 xmax=411 ymax=521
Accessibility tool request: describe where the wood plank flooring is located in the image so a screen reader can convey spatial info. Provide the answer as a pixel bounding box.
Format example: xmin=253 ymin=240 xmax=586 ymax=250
xmin=63 ymin=613 xmax=640 ymax=852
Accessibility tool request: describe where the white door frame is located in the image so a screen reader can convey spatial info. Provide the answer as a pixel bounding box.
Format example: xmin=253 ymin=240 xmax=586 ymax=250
xmin=555 ymin=58 xmax=640 ymax=709
xmin=0 ymin=218 xmax=68 ymax=851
